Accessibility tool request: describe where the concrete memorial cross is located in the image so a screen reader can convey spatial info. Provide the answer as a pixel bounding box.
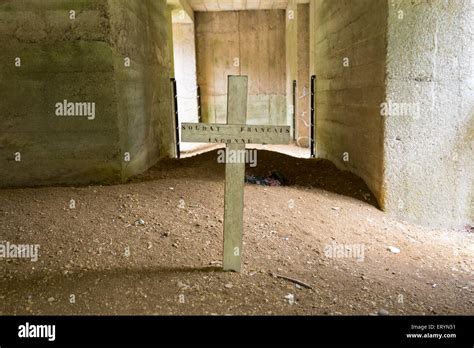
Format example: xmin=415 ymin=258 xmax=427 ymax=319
xmin=181 ymin=75 xmax=291 ymax=272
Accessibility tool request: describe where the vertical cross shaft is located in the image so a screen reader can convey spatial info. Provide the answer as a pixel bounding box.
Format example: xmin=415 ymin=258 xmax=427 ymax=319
xmin=222 ymin=76 xmax=248 ymax=272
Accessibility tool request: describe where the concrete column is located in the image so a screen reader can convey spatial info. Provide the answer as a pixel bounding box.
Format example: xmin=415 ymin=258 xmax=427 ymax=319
xmin=286 ymin=0 xmax=298 ymax=132
xmin=296 ymin=3 xmax=310 ymax=148
xmin=309 ymin=0 xmax=316 ymax=79
xmin=383 ymin=0 xmax=474 ymax=227
xmin=0 ymin=0 xmax=174 ymax=187
xmin=310 ymin=0 xmax=473 ymax=228
xmin=167 ymin=5 xmax=175 ymax=78
xmin=308 ymin=0 xmax=317 ymax=154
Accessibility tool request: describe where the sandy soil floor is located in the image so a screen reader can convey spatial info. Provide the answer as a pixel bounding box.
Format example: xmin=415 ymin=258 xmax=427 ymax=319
xmin=0 ymin=150 xmax=472 ymax=315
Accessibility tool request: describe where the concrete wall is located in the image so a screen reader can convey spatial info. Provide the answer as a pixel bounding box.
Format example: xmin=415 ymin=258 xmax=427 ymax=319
xmin=296 ymin=3 xmax=310 ymax=147
xmin=109 ymin=0 xmax=175 ymax=178
xmin=172 ymin=22 xmax=199 ymax=151
xmin=0 ymin=0 xmax=173 ymax=187
xmin=311 ymin=0 xmax=473 ymax=227
xmin=195 ymin=10 xmax=287 ymax=125
xmin=383 ymin=0 xmax=474 ymax=227
xmin=0 ymin=0 xmax=120 ymax=187
xmin=312 ymin=0 xmax=387 ymax=201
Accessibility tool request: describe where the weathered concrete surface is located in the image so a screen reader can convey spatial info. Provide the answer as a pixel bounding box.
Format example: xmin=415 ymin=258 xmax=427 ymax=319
xmin=168 ymin=0 xmax=194 ymax=23
xmin=0 ymin=0 xmax=121 ymax=187
xmin=0 ymin=0 xmax=173 ymax=187
xmin=383 ymin=0 xmax=473 ymax=227
xmin=187 ymin=0 xmax=291 ymax=11
xmin=296 ymin=3 xmax=310 ymax=147
xmin=311 ymin=0 xmax=387 ymax=203
xmin=196 ymin=10 xmax=287 ymax=125
xmin=311 ymin=0 xmax=473 ymax=227
xmin=109 ymin=0 xmax=175 ymax=179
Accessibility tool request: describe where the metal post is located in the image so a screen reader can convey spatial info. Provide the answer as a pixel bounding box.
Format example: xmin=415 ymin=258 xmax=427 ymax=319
xmin=310 ymin=75 xmax=316 ymax=158
xmin=197 ymin=85 xmax=202 ymax=123
xmin=171 ymin=78 xmax=180 ymax=159
xmin=292 ymin=80 xmax=297 ymax=141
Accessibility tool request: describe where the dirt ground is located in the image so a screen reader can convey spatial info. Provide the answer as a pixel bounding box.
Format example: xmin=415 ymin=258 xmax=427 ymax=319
xmin=0 ymin=150 xmax=472 ymax=315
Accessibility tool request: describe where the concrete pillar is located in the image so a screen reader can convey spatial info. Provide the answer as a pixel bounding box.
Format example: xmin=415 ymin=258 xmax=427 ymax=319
xmin=308 ymin=0 xmax=317 ymax=154
xmin=0 ymin=0 xmax=174 ymax=187
xmin=286 ymin=0 xmax=298 ymax=133
xmin=310 ymin=0 xmax=473 ymax=228
xmin=167 ymin=6 xmax=175 ymax=78
xmin=296 ymin=3 xmax=310 ymax=147
xmin=382 ymin=0 xmax=474 ymax=227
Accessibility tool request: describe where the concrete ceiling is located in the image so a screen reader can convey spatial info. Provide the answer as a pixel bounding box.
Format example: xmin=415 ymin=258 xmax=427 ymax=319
xmin=186 ymin=0 xmax=308 ymax=12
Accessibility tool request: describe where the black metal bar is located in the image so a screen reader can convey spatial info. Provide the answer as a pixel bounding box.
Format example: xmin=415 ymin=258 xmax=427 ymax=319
xmin=310 ymin=75 xmax=316 ymax=158
xmin=171 ymin=78 xmax=180 ymax=159
xmin=292 ymin=80 xmax=297 ymax=141
xmin=197 ymin=85 xmax=202 ymax=123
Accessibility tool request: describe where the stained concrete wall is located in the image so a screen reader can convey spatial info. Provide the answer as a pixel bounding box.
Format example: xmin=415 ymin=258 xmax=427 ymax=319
xmin=383 ymin=0 xmax=474 ymax=227
xmin=110 ymin=0 xmax=175 ymax=178
xmin=0 ymin=0 xmax=173 ymax=187
xmin=312 ymin=0 xmax=387 ymax=201
xmin=311 ymin=0 xmax=473 ymax=227
xmin=196 ymin=10 xmax=287 ymax=125
xmin=0 ymin=0 xmax=120 ymax=186
xmin=296 ymin=3 xmax=310 ymax=147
